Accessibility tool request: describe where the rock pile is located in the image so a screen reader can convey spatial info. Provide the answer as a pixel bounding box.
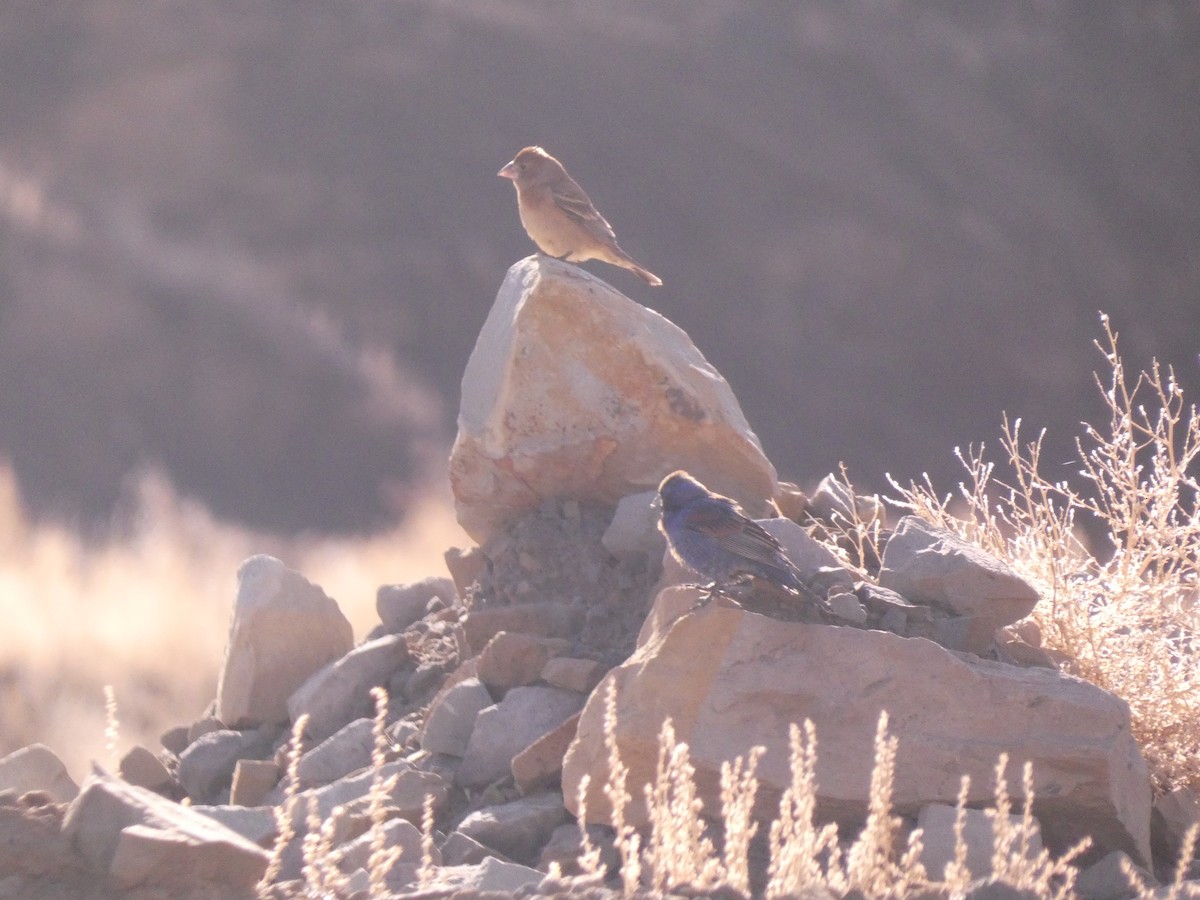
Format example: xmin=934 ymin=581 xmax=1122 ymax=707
xmin=0 ymin=257 xmax=1195 ymax=898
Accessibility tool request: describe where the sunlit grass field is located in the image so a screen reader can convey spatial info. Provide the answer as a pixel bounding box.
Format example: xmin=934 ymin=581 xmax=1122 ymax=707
xmin=0 ymin=465 xmax=467 ymax=781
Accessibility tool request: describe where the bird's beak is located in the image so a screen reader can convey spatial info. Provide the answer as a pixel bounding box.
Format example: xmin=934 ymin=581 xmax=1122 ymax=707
xmin=497 ymin=161 xmax=517 ymax=180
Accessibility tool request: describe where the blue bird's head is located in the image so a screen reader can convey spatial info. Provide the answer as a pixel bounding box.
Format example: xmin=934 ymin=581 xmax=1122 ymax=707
xmin=658 ymin=470 xmax=710 ymax=514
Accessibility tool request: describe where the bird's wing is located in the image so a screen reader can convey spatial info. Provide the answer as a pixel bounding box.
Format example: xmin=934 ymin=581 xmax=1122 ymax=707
xmin=551 ymin=178 xmax=617 ymax=240
xmin=681 ymin=498 xmax=749 ymax=537
xmin=683 ymin=501 xmax=783 ymax=563
xmin=716 ymin=520 xmax=794 ymax=569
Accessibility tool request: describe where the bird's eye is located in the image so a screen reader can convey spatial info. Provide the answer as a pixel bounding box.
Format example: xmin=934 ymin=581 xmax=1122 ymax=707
xmin=518 ymin=163 xmax=526 ymax=171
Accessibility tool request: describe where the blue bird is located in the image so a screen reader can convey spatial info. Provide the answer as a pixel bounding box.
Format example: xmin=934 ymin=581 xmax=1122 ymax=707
xmin=657 ymin=470 xmax=813 ymax=603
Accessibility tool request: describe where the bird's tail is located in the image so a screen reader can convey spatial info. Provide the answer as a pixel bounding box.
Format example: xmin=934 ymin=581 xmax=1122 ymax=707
xmin=631 ymin=263 xmax=664 ymax=287
xmin=613 ymin=246 xmax=663 ymax=285
xmin=777 ymin=563 xmax=823 ymax=604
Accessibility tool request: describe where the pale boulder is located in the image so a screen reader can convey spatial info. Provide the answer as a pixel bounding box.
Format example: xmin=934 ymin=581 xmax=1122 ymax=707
xmin=287 ymin=761 xmax=449 ymax=831
xmin=423 ymin=857 xmax=544 ymax=894
xmin=294 ymin=717 xmax=375 ymax=789
xmin=229 ymin=759 xmax=278 ymax=807
xmin=178 ymin=728 xmax=273 ymax=803
xmin=216 ymin=555 xmax=353 ymax=727
xmin=449 ymin=256 xmax=778 ymax=543
xmin=540 ymin=657 xmax=607 ymax=694
xmin=118 ymin=746 xmax=172 ymax=794
xmin=335 ymin=816 xmax=435 ymax=873
xmin=512 ymin=712 xmax=581 ymax=794
xmin=601 ymin=489 xmax=665 ymax=562
xmin=191 ymin=804 xmax=277 ymax=847
xmin=0 ymin=743 xmax=78 ymax=802
xmin=563 ymin=587 xmax=1152 ymax=865
xmin=377 ymin=576 xmax=457 ymax=633
xmin=420 ymin=677 xmax=494 ymax=757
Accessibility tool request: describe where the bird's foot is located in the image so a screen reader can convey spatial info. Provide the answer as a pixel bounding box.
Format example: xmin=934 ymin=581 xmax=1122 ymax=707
xmin=690 ymin=581 xmax=742 ymax=611
xmin=690 ymin=582 xmax=718 ymax=610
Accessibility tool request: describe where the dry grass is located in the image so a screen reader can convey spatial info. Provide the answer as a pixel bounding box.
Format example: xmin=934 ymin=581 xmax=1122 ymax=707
xmin=878 ymin=314 xmax=1200 ymax=793
xmin=0 ymin=463 xmax=465 ymax=781
xmin=261 ymin=713 xmax=308 ymax=889
xmin=365 ymin=686 xmax=403 ymax=896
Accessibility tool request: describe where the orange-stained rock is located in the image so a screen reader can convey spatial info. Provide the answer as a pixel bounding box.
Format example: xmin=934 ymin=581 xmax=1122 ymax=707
xmin=450 ymin=256 xmax=777 ymax=543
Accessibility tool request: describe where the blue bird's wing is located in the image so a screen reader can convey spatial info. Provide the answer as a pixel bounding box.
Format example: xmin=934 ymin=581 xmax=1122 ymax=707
xmin=681 ymin=498 xmax=748 ymax=537
xmin=717 ymin=521 xmax=793 ymax=570
xmin=684 ymin=501 xmax=789 ymax=568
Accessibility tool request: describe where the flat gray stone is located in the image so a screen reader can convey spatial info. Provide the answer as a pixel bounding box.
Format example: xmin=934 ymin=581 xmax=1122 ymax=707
xmin=601 ymin=489 xmax=665 ymax=562
xmin=118 ymin=746 xmax=171 ymax=793
xmin=439 ymin=830 xmax=502 ymax=866
xmin=377 ymin=576 xmax=457 ymax=633
xmin=455 ymin=792 xmax=567 ymax=866
xmin=880 ymin=516 xmax=1040 ymax=629
xmin=1075 ymin=849 xmax=1150 ymax=900
xmin=287 ymin=633 xmax=410 ymax=742
xmin=918 ymin=802 xmax=1042 ymax=882
xmin=178 ymin=728 xmax=272 ymax=804
xmin=296 ymin=717 xmax=374 ymax=789
xmin=289 ymin=761 xmax=449 ymax=831
xmin=457 ymin=686 xmax=584 ymax=788
xmin=334 ymin=817 xmax=437 ymax=873
xmin=420 ymin=677 xmax=493 ymax=757
xmin=191 ymin=804 xmax=277 ymax=846
xmin=424 ymin=857 xmax=543 ymax=894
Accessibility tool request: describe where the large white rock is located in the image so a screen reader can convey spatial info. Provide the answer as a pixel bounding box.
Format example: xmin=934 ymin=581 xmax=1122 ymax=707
xmin=563 ymin=587 xmax=1152 ymax=866
xmin=216 ymin=555 xmax=353 ymax=727
xmin=449 ymin=256 xmax=778 ymax=543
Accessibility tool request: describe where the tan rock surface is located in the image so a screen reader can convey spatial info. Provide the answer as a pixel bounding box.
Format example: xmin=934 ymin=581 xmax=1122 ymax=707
xmin=563 ymin=586 xmax=1152 ymax=865
xmin=62 ymin=767 xmax=268 ymax=895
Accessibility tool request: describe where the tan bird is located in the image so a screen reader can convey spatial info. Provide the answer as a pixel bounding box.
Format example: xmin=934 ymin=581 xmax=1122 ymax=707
xmin=497 ymin=146 xmax=662 ymax=286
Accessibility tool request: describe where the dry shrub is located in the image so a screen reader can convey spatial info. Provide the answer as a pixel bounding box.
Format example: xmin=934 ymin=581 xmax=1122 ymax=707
xmin=767 ymin=719 xmax=839 ymax=896
xmin=840 ymin=712 xmax=925 ymax=898
xmin=985 ymin=754 xmax=1089 ymax=898
xmin=590 ymin=698 xmax=1092 ymax=898
xmin=881 ymin=313 xmax=1200 ymax=792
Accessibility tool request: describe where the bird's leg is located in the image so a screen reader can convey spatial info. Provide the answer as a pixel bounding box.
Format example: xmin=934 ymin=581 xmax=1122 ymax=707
xmin=691 ymin=581 xmax=720 ymax=610
xmin=690 ymin=579 xmax=747 ymax=612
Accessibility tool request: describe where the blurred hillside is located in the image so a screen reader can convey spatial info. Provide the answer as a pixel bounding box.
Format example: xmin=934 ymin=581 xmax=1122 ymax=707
xmin=1 ymin=1 xmax=1197 ymax=532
